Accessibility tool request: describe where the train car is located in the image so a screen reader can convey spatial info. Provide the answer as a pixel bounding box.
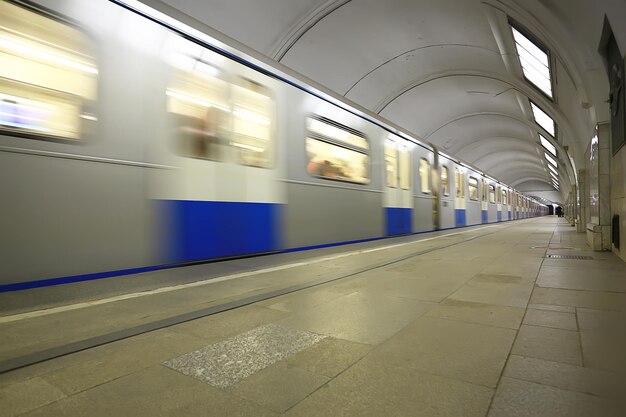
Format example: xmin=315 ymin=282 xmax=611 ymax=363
xmin=0 ymin=0 xmax=546 ymax=290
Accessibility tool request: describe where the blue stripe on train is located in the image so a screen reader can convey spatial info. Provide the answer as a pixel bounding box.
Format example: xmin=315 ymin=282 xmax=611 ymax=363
xmin=508 ymin=211 xmax=512 ymax=221
xmin=481 ymin=210 xmax=488 ymax=224
xmin=455 ymin=209 xmax=466 ymax=227
xmin=385 ymin=207 xmax=412 ymax=236
xmin=159 ymin=200 xmax=282 ymax=263
xmin=497 ymin=211 xmax=502 ymax=222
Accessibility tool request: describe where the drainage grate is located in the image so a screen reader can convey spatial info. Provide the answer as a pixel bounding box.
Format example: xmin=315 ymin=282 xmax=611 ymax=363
xmin=546 ymin=254 xmax=593 ymax=260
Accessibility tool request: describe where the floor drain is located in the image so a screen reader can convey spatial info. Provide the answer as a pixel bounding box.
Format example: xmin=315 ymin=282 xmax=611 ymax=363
xmin=546 ymin=254 xmax=593 ymax=260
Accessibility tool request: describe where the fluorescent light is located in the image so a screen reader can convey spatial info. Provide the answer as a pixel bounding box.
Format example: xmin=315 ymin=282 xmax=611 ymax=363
xmin=539 ymin=134 xmax=556 ymax=156
xmin=545 ymin=152 xmax=557 ymax=168
xmin=511 ymin=27 xmax=552 ymax=98
xmin=531 ymin=102 xmax=555 ymax=136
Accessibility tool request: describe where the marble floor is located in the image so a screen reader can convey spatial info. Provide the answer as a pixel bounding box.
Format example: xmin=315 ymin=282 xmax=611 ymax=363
xmin=1 ymin=217 xmax=625 ymax=416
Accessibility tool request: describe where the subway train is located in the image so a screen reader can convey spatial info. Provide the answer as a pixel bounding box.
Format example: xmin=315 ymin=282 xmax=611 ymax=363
xmin=0 ymin=0 xmax=548 ymax=291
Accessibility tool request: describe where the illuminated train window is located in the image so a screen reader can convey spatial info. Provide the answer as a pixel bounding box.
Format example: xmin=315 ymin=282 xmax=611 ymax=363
xmin=306 ymin=116 xmax=369 ymax=184
xmin=0 ymin=1 xmax=97 ymax=140
xmin=482 ymin=179 xmax=488 ymax=202
xmin=167 ymin=44 xmax=274 ymax=168
xmin=468 ymin=177 xmax=479 ymax=201
xmin=384 ymin=135 xmax=411 ymax=190
xmin=502 ymin=190 xmax=508 ymax=205
xmin=398 ymin=144 xmax=410 ymax=190
xmin=441 ymin=166 xmax=449 ymax=196
xmin=419 ymin=158 xmax=431 ymax=194
xmin=231 ymin=78 xmax=274 ymax=168
xmin=454 ymin=168 xmax=465 ymax=199
xmin=384 ymin=138 xmax=398 ymax=188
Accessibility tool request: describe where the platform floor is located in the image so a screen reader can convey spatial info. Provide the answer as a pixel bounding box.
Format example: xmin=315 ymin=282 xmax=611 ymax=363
xmin=1 ymin=217 xmax=625 ymax=416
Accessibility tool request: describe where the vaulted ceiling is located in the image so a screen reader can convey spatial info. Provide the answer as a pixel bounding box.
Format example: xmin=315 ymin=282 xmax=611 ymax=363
xmin=156 ymin=0 xmax=626 ymax=204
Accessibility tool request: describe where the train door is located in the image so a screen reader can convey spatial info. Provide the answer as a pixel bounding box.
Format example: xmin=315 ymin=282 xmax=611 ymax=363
xmin=438 ymin=160 xmax=455 ymax=229
xmin=496 ymin=185 xmax=502 ymax=221
xmin=383 ymin=135 xmax=413 ymax=236
xmin=154 ymin=42 xmax=284 ymax=263
xmin=454 ymin=165 xmax=466 ymax=227
xmin=506 ymin=190 xmax=513 ymax=220
xmin=502 ymin=189 xmax=509 ymax=221
xmin=414 ymin=147 xmax=435 ymax=232
xmin=481 ymin=178 xmax=488 ymax=223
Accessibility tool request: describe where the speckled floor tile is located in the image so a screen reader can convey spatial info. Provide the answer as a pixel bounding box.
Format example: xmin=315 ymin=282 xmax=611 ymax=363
xmin=163 ymin=324 xmax=325 ymax=388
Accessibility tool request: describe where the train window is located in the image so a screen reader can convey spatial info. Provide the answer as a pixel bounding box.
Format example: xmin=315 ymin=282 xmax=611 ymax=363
xmin=168 ymin=52 xmax=275 ymax=167
xmin=496 ymin=186 xmax=501 ymax=204
xmin=306 ymin=116 xmax=369 ymax=184
xmin=419 ymin=158 xmax=431 ymax=193
xmin=399 ymin=144 xmax=410 ymax=190
xmin=384 ymin=139 xmax=398 ymax=188
xmin=468 ymin=177 xmax=479 ymax=201
xmin=167 ymin=66 xmax=230 ymax=161
xmin=502 ymin=190 xmax=508 ymax=205
xmin=0 ymin=1 xmax=97 ymax=141
xmin=489 ymin=184 xmax=496 ymax=204
xmin=454 ymin=168 xmax=465 ymax=199
xmin=231 ymin=78 xmax=274 ymax=168
xmin=441 ymin=166 xmax=449 ymax=196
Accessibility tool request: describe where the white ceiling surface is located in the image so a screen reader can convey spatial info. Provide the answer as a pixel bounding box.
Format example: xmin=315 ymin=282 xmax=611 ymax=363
xmin=159 ymin=0 xmax=626 ymax=204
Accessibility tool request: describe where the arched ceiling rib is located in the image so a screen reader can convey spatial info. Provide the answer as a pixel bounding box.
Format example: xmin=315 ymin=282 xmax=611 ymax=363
xmin=158 ymin=0 xmax=625 ymax=200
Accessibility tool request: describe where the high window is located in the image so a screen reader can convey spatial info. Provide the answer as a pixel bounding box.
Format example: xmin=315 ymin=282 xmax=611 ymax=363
xmin=539 ymin=134 xmax=556 ymax=156
xmin=510 ymin=23 xmax=553 ymax=99
xmin=530 ymin=101 xmax=556 ymax=137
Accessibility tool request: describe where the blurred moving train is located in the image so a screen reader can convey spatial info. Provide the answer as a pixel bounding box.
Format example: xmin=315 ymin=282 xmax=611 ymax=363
xmin=0 ymin=0 xmax=548 ymax=290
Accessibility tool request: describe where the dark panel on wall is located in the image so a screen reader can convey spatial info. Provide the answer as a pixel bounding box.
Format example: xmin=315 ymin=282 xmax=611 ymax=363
xmin=605 ymin=34 xmax=625 ymax=155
